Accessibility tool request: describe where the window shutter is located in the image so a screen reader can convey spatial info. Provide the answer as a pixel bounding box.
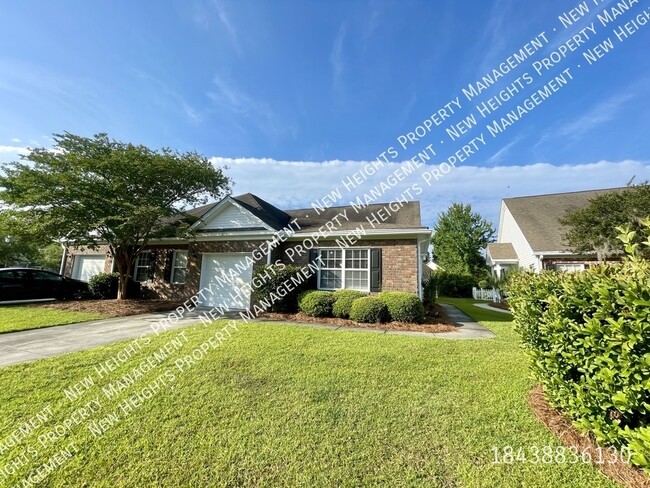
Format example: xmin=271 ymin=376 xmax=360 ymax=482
xmin=308 ymin=249 xmax=319 ymax=288
xmin=163 ymin=250 xmax=174 ymax=283
xmin=370 ymin=248 xmax=382 ymax=292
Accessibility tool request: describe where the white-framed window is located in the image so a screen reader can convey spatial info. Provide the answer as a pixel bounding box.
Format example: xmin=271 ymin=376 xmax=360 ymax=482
xmin=317 ymin=248 xmax=370 ymax=291
xmin=134 ymin=251 xmax=152 ymax=282
xmin=555 ymin=263 xmax=585 ymax=273
xmin=171 ymin=251 xmax=188 ymax=284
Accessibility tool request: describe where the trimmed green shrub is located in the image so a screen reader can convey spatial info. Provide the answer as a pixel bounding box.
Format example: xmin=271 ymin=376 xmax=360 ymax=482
xmin=379 ymin=291 xmax=425 ymax=323
xmin=332 ymin=290 xmax=367 ymax=318
xmin=252 ymin=264 xmax=310 ymax=312
xmin=508 ymin=225 xmax=650 ymax=471
xmin=429 ymin=271 xmax=476 ymax=298
xmin=298 ymin=290 xmax=334 ymax=317
xmin=88 ymin=272 xmax=141 ymax=299
xmin=349 ymin=296 xmax=388 ymax=323
xmin=89 ymin=272 xmax=119 ymax=299
xmin=477 ymin=279 xmax=488 ymax=289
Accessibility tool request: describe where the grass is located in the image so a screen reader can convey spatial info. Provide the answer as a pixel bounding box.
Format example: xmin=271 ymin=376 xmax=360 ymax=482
xmin=0 ymin=306 xmax=107 ymax=334
xmin=0 ymin=299 xmax=620 ymax=487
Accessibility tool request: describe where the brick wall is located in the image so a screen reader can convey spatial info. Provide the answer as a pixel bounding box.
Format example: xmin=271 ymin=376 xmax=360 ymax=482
xmin=144 ymin=240 xmax=269 ymax=300
xmin=275 ymin=238 xmax=419 ymax=294
xmin=64 ymin=245 xmax=113 ymax=277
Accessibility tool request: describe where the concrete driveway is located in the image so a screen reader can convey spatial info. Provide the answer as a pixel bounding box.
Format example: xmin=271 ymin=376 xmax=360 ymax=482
xmin=0 ymin=310 xmax=236 ymax=367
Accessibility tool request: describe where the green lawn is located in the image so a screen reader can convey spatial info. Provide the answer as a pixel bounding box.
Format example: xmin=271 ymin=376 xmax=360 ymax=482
xmin=0 ymin=300 xmax=619 ymax=487
xmin=0 ymin=306 xmax=107 ymax=334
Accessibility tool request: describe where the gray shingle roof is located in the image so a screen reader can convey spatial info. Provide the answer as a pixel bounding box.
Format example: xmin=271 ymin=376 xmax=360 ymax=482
xmin=504 ymin=187 xmax=625 ymax=252
xmin=285 ymin=201 xmax=424 ymax=232
xmin=487 ymin=243 xmax=517 ymax=260
xmin=184 ymin=194 xmax=425 ymax=232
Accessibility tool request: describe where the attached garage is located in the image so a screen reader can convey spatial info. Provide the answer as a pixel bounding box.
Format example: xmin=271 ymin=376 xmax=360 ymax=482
xmin=72 ymin=255 xmax=106 ymax=282
xmin=198 ymin=253 xmax=253 ymax=310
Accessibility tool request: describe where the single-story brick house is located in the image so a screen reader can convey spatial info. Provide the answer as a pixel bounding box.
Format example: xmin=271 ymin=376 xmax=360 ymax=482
xmin=487 ymin=187 xmax=623 ymax=276
xmin=63 ymin=193 xmax=431 ymax=309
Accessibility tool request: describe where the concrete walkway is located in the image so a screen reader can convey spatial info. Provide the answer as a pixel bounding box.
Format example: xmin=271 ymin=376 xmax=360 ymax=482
xmin=0 ymin=310 xmax=217 ymax=367
xmin=0 ymin=303 xmax=495 ymax=368
xmin=472 ymin=302 xmax=512 ymax=315
xmin=435 ymin=303 xmax=496 ymax=339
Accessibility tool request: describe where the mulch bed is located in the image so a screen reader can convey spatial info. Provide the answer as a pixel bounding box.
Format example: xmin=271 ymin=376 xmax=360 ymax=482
xmin=34 ymin=300 xmax=182 ymax=317
xmin=529 ymin=386 xmax=649 ymax=488
xmin=260 ymin=303 xmax=458 ymax=333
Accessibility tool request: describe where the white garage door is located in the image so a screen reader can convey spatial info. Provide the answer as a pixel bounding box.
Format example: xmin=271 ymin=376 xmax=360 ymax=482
xmin=199 ymin=253 xmax=253 ymax=310
xmin=72 ymin=255 xmax=106 ymax=282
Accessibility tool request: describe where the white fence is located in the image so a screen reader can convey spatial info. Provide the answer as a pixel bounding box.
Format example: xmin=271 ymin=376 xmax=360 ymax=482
xmin=472 ymin=287 xmax=501 ymax=302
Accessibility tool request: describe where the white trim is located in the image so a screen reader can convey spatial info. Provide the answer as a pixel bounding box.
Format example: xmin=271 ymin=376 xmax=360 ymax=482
xmin=316 ymin=247 xmax=371 ymax=292
xmin=170 ymin=250 xmax=188 ymax=284
xmin=189 ymin=196 xmax=275 ymax=233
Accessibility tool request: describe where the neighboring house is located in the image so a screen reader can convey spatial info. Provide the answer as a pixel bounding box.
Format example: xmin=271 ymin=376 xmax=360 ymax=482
xmin=63 ymin=193 xmax=431 ymax=309
xmin=487 ymin=188 xmax=622 ymax=276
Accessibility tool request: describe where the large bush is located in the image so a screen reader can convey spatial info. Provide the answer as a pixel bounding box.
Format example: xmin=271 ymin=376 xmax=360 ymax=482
xmin=89 ymin=272 xmax=119 ymax=299
xmin=332 ymin=290 xmax=367 ymax=318
xmin=349 ymin=296 xmax=388 ymax=323
xmin=252 ymin=265 xmax=310 ymax=312
xmin=379 ymin=291 xmax=425 ymax=323
xmin=298 ymin=290 xmax=334 ymax=317
xmin=508 ymin=226 xmax=650 ymax=471
xmin=429 ymin=271 xmax=475 ymax=298
xmin=89 ymin=273 xmax=141 ymax=299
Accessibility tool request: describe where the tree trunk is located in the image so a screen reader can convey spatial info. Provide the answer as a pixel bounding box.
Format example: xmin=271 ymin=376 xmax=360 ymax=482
xmin=114 ymin=250 xmax=133 ymax=300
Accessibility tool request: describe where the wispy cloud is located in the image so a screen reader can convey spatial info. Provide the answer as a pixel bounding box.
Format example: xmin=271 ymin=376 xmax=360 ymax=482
xmin=10 ymin=138 xmax=21 ymax=143
xmin=330 ymin=22 xmax=348 ymax=89
xmin=132 ymin=69 xmax=203 ymax=123
xmin=486 ymin=136 xmax=522 ymax=165
xmin=208 ymin=75 xmax=296 ymax=138
xmin=555 ymin=92 xmax=635 ymax=140
xmin=211 ymin=0 xmax=241 ymax=53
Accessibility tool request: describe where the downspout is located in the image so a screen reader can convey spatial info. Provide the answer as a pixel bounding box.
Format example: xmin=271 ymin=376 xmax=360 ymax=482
xmin=59 ymin=243 xmax=68 ymax=276
xmin=266 ymin=241 xmax=272 ymax=265
xmin=417 ymin=238 xmax=428 ymax=300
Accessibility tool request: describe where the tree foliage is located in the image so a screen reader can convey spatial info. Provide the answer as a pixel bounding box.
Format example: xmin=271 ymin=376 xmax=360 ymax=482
xmin=560 ymin=183 xmax=650 ymax=261
xmin=0 ymin=212 xmax=61 ymax=270
xmin=0 ymin=132 xmax=230 ymax=298
xmin=431 ymin=203 xmax=495 ymax=278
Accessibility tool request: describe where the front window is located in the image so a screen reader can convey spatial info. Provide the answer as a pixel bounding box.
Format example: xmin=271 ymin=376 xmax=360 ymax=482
xmin=171 ymin=251 xmax=188 ymax=284
xmin=318 ymin=248 xmax=369 ymax=291
xmin=554 ymin=263 xmax=585 ymax=273
xmin=134 ymin=251 xmax=152 ymax=282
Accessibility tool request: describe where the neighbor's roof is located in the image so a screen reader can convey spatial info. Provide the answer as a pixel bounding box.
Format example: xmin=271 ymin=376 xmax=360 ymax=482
xmin=185 ymin=193 xmax=425 ymax=232
xmin=503 ymin=187 xmax=625 ymax=252
xmin=487 ymin=243 xmax=518 ymax=261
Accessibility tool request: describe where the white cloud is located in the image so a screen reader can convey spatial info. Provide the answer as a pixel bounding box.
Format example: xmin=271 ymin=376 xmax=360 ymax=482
xmin=211 ymin=157 xmax=650 ymax=227
xmin=0 ymin=145 xmax=28 ymax=154
xmin=10 ymin=138 xmax=21 ymax=143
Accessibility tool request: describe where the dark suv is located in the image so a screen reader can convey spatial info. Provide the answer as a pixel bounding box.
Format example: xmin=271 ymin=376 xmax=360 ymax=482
xmin=0 ymin=268 xmax=89 ymax=303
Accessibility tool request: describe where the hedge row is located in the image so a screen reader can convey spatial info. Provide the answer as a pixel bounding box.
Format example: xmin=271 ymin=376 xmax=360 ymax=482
xmin=507 ymin=228 xmax=650 ymax=471
xmin=297 ymin=290 xmax=424 ymax=324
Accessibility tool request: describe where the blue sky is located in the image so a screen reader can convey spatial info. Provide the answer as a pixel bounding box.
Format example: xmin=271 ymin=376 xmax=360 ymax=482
xmin=0 ymin=0 xmax=649 ymax=226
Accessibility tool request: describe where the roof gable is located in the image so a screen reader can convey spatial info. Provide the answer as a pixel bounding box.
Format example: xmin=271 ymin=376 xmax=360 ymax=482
xmin=194 ymin=198 xmax=271 ymax=232
xmin=503 ymin=187 xmax=624 ymax=252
